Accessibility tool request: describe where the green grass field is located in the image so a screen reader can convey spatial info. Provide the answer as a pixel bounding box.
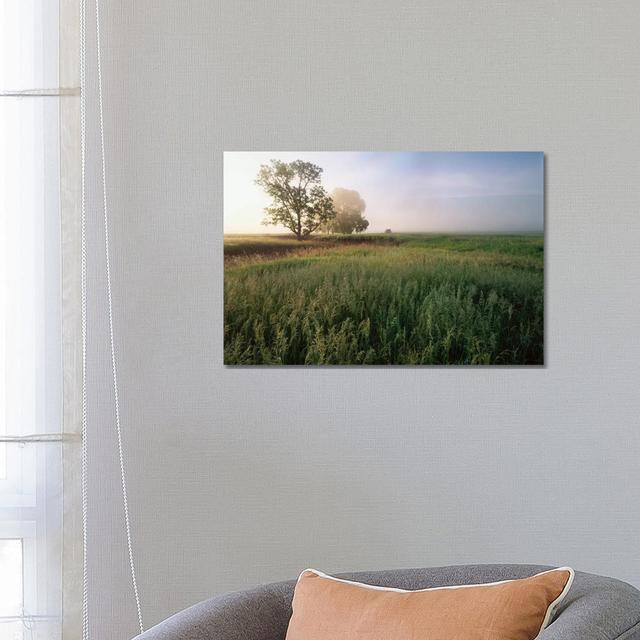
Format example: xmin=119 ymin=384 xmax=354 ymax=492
xmin=224 ymin=233 xmax=544 ymax=365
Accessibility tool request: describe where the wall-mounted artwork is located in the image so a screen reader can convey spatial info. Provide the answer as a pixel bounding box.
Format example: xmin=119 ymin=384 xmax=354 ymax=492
xmin=224 ymin=152 xmax=544 ymax=366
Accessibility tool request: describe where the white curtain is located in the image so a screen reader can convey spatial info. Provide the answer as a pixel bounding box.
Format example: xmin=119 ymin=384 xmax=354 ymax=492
xmin=0 ymin=1 xmax=81 ymax=638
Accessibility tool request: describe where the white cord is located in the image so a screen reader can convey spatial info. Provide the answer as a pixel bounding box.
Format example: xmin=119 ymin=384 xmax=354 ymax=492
xmin=94 ymin=0 xmax=145 ymax=633
xmin=79 ymin=0 xmax=89 ymax=637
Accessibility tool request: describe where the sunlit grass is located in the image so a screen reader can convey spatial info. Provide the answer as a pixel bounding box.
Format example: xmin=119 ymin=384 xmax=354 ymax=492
xmin=224 ymin=234 xmax=543 ymax=365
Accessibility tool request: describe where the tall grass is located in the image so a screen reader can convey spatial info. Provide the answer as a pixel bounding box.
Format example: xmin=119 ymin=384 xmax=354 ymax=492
xmin=224 ymin=235 xmax=543 ymax=365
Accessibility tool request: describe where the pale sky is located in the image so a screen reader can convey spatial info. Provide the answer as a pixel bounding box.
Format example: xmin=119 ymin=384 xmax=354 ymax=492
xmin=223 ymin=152 xmax=544 ymax=234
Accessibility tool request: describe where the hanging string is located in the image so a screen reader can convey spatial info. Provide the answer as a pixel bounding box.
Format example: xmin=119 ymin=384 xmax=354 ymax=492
xmin=79 ymin=0 xmax=89 ymax=637
xmin=94 ymin=0 xmax=145 ymax=633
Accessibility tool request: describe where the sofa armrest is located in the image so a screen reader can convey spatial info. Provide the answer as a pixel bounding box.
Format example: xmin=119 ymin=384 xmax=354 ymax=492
xmin=134 ymin=581 xmax=294 ymax=640
xmin=539 ymin=574 xmax=640 ymax=640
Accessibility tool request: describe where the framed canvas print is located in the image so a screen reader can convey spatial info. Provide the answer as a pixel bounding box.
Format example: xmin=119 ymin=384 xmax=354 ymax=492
xmin=224 ymin=152 xmax=543 ymax=366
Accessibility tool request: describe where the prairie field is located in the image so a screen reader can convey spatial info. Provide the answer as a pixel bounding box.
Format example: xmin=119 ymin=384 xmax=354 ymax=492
xmin=224 ymin=234 xmax=544 ymax=365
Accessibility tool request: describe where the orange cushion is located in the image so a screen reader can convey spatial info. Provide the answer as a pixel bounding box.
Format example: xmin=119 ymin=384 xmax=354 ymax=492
xmin=285 ymin=567 xmax=574 ymax=640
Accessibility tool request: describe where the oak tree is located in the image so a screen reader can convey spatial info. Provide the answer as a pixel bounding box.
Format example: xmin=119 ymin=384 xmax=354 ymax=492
xmin=256 ymin=160 xmax=336 ymax=240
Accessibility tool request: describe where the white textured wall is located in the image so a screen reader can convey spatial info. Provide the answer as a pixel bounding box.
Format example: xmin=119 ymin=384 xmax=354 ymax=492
xmin=84 ymin=2 xmax=640 ymax=638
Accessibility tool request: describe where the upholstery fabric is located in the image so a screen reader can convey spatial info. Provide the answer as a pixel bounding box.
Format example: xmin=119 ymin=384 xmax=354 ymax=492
xmin=134 ymin=565 xmax=640 ymax=640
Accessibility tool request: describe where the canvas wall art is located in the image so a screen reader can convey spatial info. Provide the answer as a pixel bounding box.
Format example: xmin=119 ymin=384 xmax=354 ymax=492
xmin=224 ymin=152 xmax=544 ymax=365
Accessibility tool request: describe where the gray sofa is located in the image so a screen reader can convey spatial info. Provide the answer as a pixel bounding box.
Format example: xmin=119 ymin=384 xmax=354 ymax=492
xmin=135 ymin=564 xmax=640 ymax=639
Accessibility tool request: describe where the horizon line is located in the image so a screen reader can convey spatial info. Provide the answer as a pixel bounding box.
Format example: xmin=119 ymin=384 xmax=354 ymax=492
xmin=223 ymin=230 xmax=544 ymax=236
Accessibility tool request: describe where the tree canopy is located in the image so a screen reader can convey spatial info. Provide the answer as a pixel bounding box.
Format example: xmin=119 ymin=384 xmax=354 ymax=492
xmin=324 ymin=188 xmax=369 ymax=234
xmin=256 ymin=159 xmax=336 ymax=240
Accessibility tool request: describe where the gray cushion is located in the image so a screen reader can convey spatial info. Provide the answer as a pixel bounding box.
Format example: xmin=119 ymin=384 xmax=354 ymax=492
xmin=135 ymin=564 xmax=640 ymax=640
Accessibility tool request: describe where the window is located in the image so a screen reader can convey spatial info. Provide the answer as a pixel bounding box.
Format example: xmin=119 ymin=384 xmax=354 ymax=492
xmin=1 ymin=2 xmax=80 ymax=639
